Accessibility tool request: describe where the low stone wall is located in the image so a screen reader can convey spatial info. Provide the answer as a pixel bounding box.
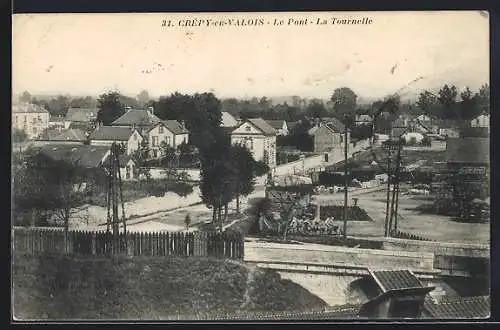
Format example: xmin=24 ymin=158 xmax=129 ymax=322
xmin=382 ymin=237 xmax=490 ymax=258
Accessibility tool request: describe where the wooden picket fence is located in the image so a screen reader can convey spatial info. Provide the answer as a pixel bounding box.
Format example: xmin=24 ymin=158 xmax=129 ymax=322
xmin=12 ymin=227 xmax=244 ymax=260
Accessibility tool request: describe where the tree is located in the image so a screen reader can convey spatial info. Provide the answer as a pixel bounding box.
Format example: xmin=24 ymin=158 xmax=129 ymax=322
xmin=370 ymin=95 xmax=400 ymax=143
xmin=19 ymin=91 xmax=32 ymax=103
xmin=184 ymin=213 xmax=191 ymax=231
xmin=331 ymin=87 xmax=358 ymax=117
xmin=136 ymin=90 xmax=151 ymax=107
xmin=12 ymin=128 xmax=28 ymax=143
xmin=70 ymin=96 xmax=97 ymax=109
xmin=230 ymin=145 xmax=257 ymax=213
xmin=97 ymin=92 xmax=125 ymax=125
xmin=305 ymin=99 xmax=328 ymax=118
xmin=130 ymin=140 xmax=151 ymax=180
xmin=438 ymin=84 xmax=458 ymax=119
xmin=13 ymin=149 xmax=89 ymax=231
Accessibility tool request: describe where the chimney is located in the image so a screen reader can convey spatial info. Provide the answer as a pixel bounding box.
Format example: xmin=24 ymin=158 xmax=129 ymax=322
xmin=148 ymin=106 xmax=154 ymax=115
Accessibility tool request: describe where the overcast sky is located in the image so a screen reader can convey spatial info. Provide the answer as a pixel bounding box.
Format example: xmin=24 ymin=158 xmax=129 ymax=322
xmin=12 ymin=11 xmax=489 ymax=100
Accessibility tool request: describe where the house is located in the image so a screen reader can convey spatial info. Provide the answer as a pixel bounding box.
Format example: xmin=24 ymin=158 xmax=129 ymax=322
xmin=391 ymin=117 xmax=408 ymax=138
xmin=37 ymin=144 xmax=111 ymax=169
xmin=88 ymin=125 xmax=143 ymax=155
xmin=414 ymin=114 xmax=438 ymax=134
xmin=221 ymin=111 xmax=239 ymax=128
xmin=470 ymin=113 xmax=489 ymax=129
xmin=48 ymin=115 xmax=66 ymax=131
xmin=65 ymin=107 xmax=98 ymax=129
xmin=111 ymin=107 xmax=162 ymax=132
xmin=104 ymin=154 xmax=138 ymax=181
xmin=355 ymin=114 xmax=373 ymax=126
xmin=401 ymin=132 xmax=425 ymax=145
xmin=307 ymin=117 xmax=350 ymax=152
xmin=12 ymin=103 xmax=50 ymax=139
xmin=231 ymin=117 xmax=277 ymax=169
xmin=350 ymin=269 xmax=435 ymax=319
xmin=308 ymin=124 xmax=336 ymax=152
xmin=147 ymin=120 xmax=190 ymax=158
xmin=266 ymin=120 xmax=289 ymax=136
xmin=35 ymin=128 xmax=88 ymax=145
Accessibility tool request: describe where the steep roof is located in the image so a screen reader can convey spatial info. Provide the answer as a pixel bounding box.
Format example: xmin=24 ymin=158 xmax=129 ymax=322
xmin=162 ymin=120 xmax=189 ymax=135
xmin=37 ymin=145 xmax=110 ymax=168
xmin=308 ymin=124 xmax=334 ymax=136
xmin=111 ymin=109 xmax=162 ymax=127
xmin=321 ymin=117 xmax=346 ymax=133
xmin=445 ymin=137 xmax=490 ymax=164
xmin=221 ymin=111 xmax=238 ymax=127
xmin=50 ymin=128 xmax=87 ymax=142
xmin=369 ymin=270 xmax=424 ymax=292
xmin=89 ymin=126 xmax=134 ymax=141
xmin=423 ymin=296 xmax=490 ymax=319
xmin=13 ymin=103 xmax=49 ymax=114
xmin=266 ymin=120 xmax=286 ymax=130
xmin=247 ymin=118 xmax=277 ymax=136
xmin=65 ymin=108 xmax=98 ymax=122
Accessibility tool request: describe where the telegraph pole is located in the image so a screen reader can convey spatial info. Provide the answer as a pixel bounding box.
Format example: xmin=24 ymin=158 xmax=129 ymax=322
xmin=343 ymin=115 xmax=349 ymax=238
xmin=384 ymin=142 xmax=392 ymax=237
xmin=392 ymin=138 xmax=403 ymax=233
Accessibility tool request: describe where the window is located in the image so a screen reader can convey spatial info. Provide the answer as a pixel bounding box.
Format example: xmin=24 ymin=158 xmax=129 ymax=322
xmin=249 ymin=138 xmax=254 ymax=150
xmin=15 ymin=116 xmax=18 ymax=124
xmin=476 ymin=119 xmax=480 ymax=125
xmin=133 ymin=133 xmax=137 ymax=141
xmin=126 ymin=166 xmax=131 ymax=179
xmin=152 ymin=136 xmax=158 ymax=147
xmin=23 ymin=116 xmax=27 ymax=122
xmin=245 ymin=125 xmax=251 ymax=132
xmin=152 ymin=149 xmax=158 ymax=158
xmin=166 ymin=136 xmax=171 ymax=145
xmin=37 ymin=115 xmax=42 ymax=121
xmin=340 ymin=135 xmax=344 ymax=143
xmin=159 ymin=126 xmax=164 ymax=133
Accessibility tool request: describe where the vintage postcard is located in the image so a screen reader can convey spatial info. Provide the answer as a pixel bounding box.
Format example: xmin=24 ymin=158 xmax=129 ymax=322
xmin=11 ymin=11 xmax=490 ymax=321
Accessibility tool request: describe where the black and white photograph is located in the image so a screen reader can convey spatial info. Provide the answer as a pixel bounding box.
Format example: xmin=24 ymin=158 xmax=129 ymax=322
xmin=11 ymin=11 xmax=491 ymax=321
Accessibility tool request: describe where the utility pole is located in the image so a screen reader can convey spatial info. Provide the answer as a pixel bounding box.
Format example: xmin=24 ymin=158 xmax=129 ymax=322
xmin=384 ymin=142 xmax=392 ymax=237
xmin=343 ymin=115 xmax=349 ymax=238
xmin=392 ymin=138 xmax=403 ymax=233
xmin=106 ymin=142 xmax=127 ymax=254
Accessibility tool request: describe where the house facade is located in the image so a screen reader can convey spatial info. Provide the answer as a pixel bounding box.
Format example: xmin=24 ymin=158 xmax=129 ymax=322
xmin=471 ymin=113 xmax=489 ymax=129
xmin=89 ymin=125 xmax=143 ymax=155
xmin=65 ymin=108 xmax=98 ymax=130
xmin=231 ymin=118 xmax=277 ymax=169
xmin=147 ymin=120 xmax=190 ymax=158
xmin=308 ymin=124 xmax=335 ymax=152
xmin=12 ymin=103 xmax=50 ymax=139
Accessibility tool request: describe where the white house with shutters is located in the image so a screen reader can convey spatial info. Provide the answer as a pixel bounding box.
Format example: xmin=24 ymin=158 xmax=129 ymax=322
xmin=147 ymin=120 xmax=189 ymax=158
xmin=231 ymin=118 xmax=277 ymax=169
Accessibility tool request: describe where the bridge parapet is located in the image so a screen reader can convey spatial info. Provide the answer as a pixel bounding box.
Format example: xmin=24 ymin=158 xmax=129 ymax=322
xmin=382 ymin=237 xmax=490 ymax=258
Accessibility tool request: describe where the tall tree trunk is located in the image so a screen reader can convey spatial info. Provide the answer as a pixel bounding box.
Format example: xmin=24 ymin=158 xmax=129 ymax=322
xmin=236 ymin=189 xmax=240 ymax=214
xmin=212 ymin=206 xmax=217 ymax=223
xmin=218 ymin=205 xmax=223 ymax=232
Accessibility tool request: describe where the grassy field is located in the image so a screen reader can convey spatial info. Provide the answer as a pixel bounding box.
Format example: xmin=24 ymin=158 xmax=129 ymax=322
xmin=326 ymin=190 xmax=490 ymax=244
xmin=12 ymin=253 xmax=327 ymax=320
